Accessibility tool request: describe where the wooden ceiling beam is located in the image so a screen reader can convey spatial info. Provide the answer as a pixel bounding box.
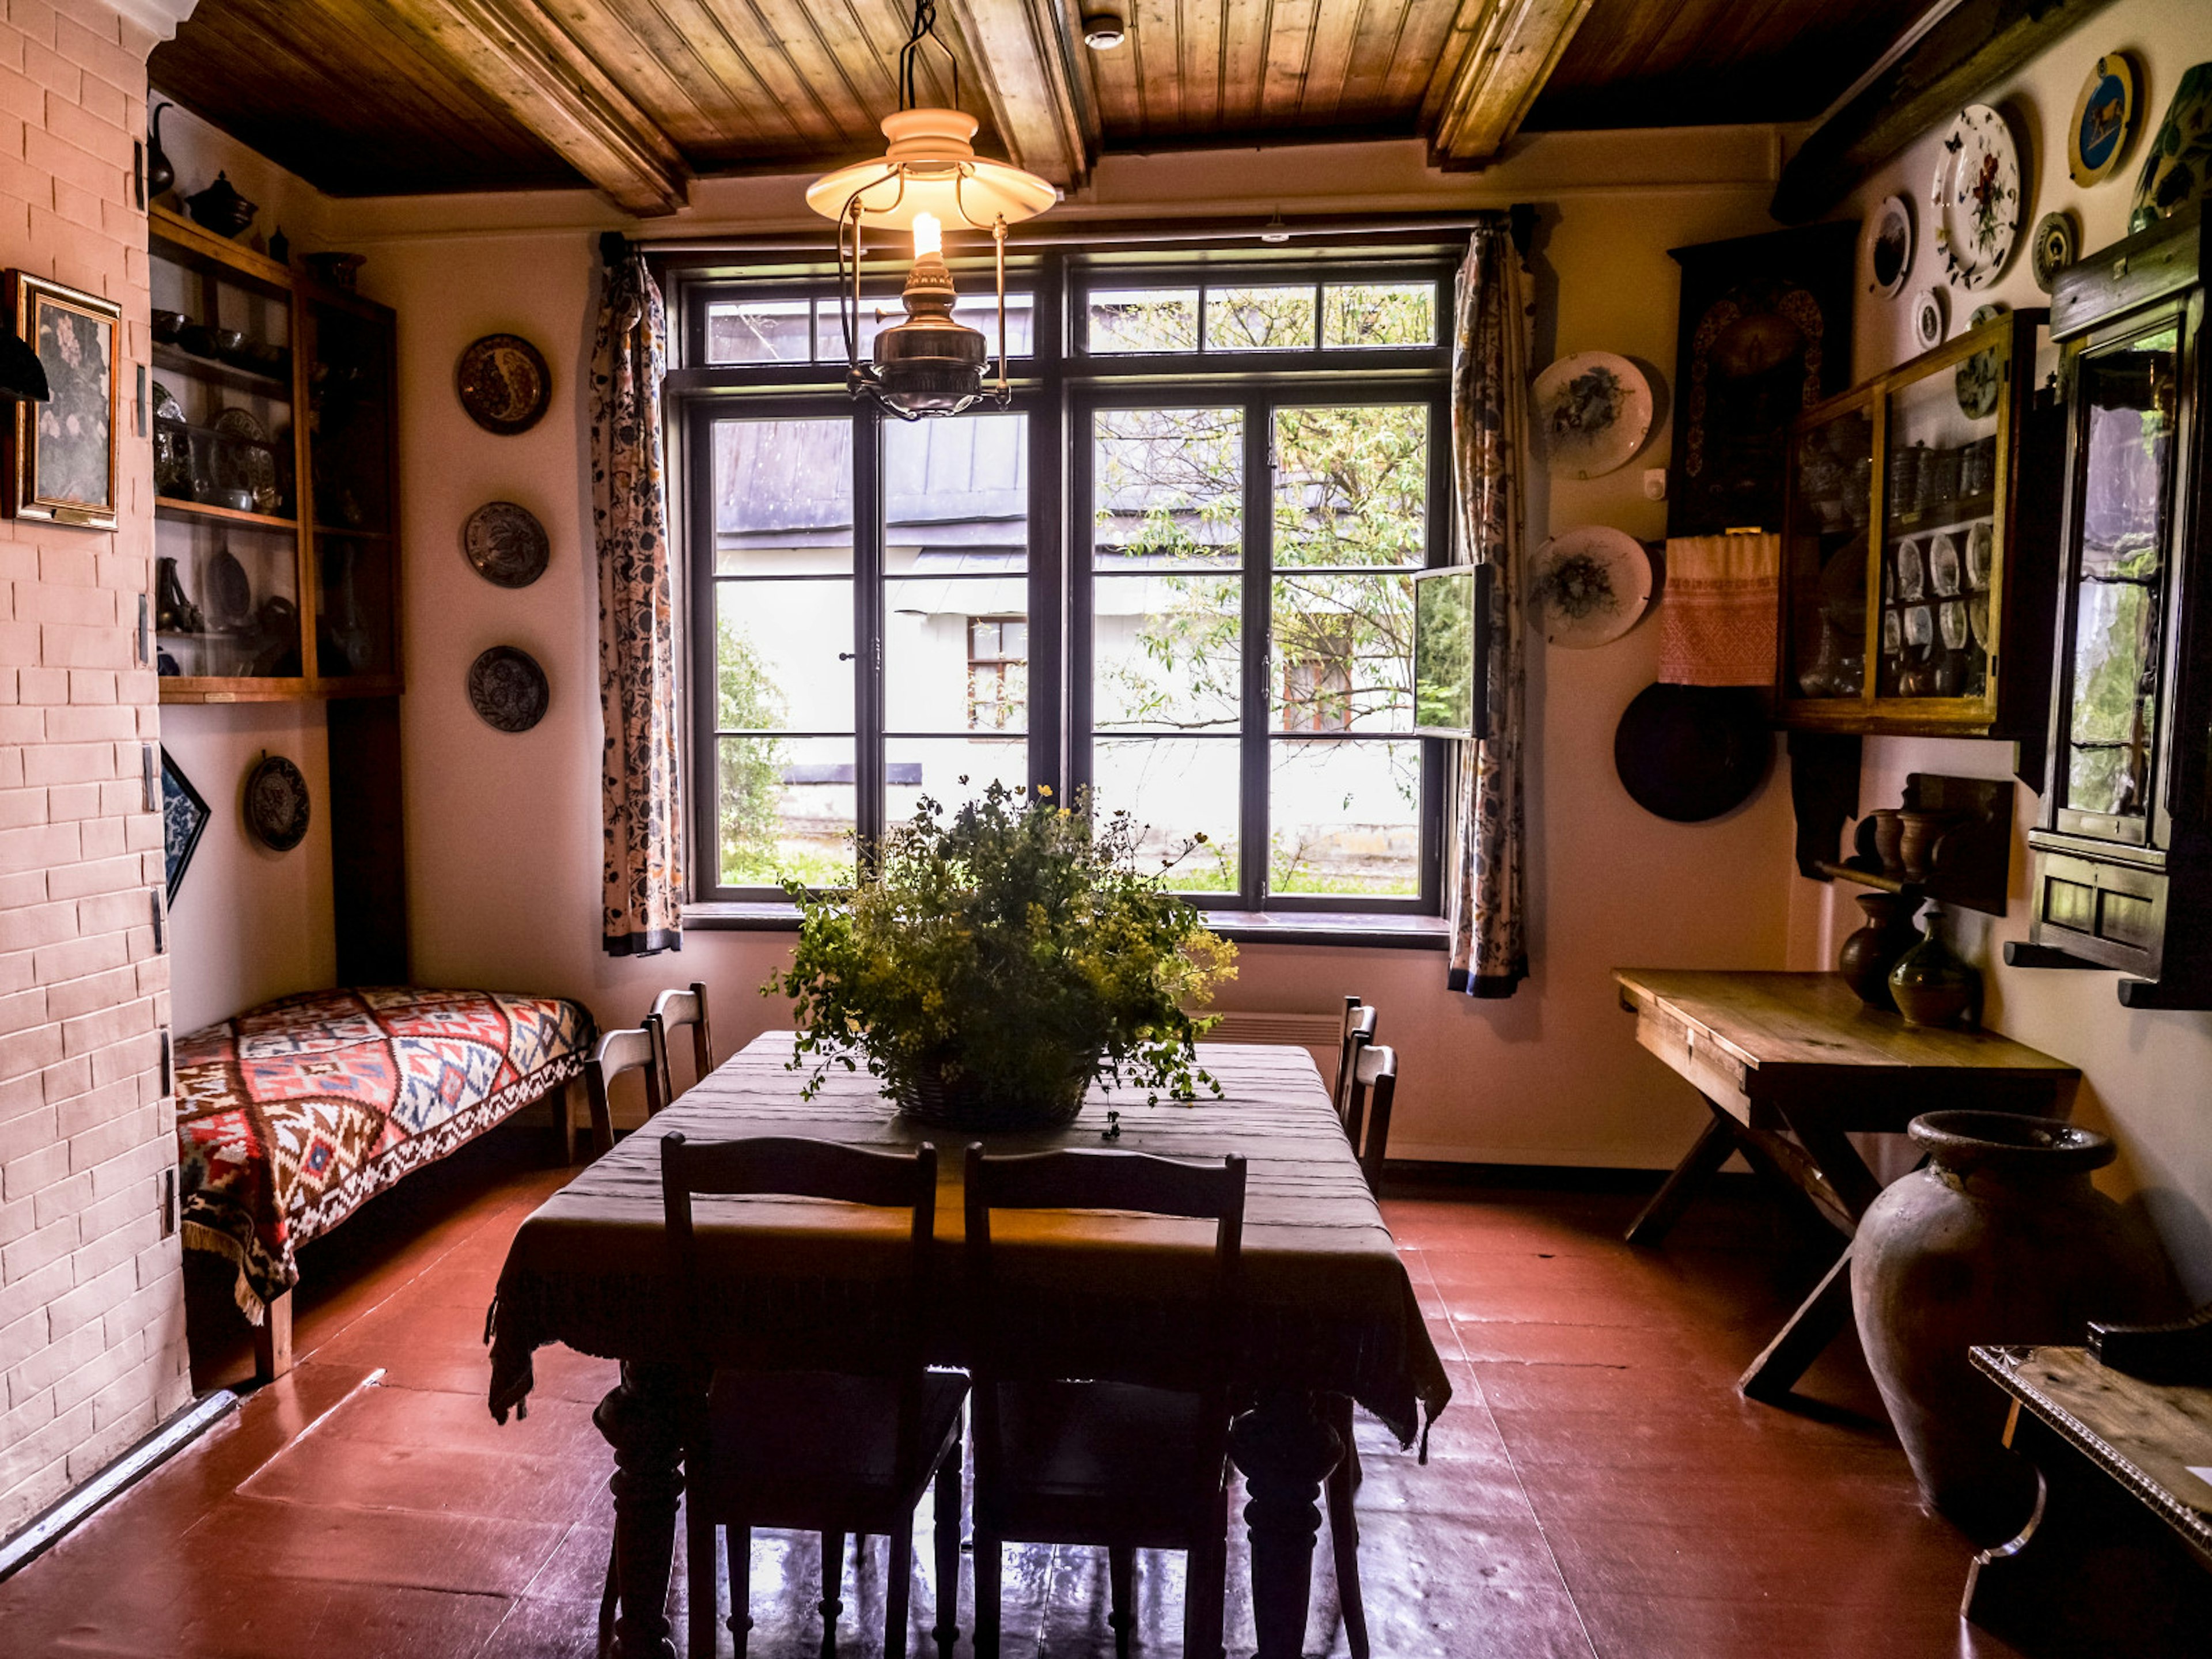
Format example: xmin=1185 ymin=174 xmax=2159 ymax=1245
xmin=1771 ymin=0 xmax=2119 ymax=224
xmin=940 ymin=0 xmax=1096 ymax=190
xmin=1423 ymin=0 xmax=1596 ymax=169
xmin=375 ymin=0 xmax=691 ymax=214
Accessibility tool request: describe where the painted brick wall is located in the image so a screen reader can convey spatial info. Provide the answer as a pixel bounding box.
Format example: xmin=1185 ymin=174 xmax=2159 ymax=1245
xmin=0 ymin=0 xmax=188 ymax=1537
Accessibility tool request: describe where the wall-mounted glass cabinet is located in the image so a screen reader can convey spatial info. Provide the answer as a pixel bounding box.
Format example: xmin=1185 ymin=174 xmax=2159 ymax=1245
xmin=150 ymin=205 xmax=400 ymax=703
xmin=1778 ymin=307 xmax=2063 ymax=740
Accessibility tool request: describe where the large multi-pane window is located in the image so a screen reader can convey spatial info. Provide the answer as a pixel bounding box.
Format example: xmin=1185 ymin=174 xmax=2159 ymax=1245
xmin=676 ymin=254 xmax=1452 ymax=915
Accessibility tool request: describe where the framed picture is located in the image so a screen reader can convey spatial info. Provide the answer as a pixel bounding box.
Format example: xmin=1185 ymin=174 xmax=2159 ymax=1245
xmin=5 ymin=271 xmax=119 ymax=529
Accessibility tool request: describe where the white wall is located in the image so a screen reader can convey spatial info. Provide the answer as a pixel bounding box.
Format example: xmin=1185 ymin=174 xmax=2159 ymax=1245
xmin=1816 ymin=0 xmax=2212 ymax=1296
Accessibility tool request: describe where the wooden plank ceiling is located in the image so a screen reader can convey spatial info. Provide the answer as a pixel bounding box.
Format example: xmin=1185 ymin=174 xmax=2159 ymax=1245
xmin=149 ymin=0 xmax=1936 ymax=214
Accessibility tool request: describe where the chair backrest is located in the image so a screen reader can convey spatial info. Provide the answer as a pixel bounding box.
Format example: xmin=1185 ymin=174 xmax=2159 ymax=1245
xmin=1346 ymin=1043 xmax=1398 ymax=1195
xmin=661 ymin=1133 xmax=940 ymax=1462
xmin=583 ymin=1026 xmax=666 ymax=1157
xmin=1335 ymin=998 xmax=1377 ymax=1124
xmin=963 ymin=1146 xmax=1246 ymax=1522
xmin=648 ymin=981 xmax=715 ymax=1097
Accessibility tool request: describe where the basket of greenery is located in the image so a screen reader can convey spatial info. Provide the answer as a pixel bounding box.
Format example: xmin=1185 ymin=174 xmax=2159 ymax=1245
xmin=767 ymin=782 xmax=1236 ymax=1131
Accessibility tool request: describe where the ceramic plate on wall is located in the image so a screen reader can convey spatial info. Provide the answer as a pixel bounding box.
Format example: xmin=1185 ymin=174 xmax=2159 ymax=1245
xmin=2069 ymin=53 xmax=2137 ymax=186
xmin=2133 ymin=63 xmax=2212 ymax=232
xmin=1912 ymin=286 xmax=1947 ymax=350
xmin=1865 ymin=195 xmax=1915 ymax=297
xmin=456 ymin=334 xmax=552 ymax=435
xmin=2031 ymin=211 xmax=2078 ymax=293
xmin=1531 ymin=351 xmax=1653 ymax=479
xmin=1954 ymin=302 xmax=2008 ymax=419
xmin=244 ymin=753 xmax=310 ymax=852
xmin=468 ymin=645 xmax=550 ymax=733
xmin=161 ymin=748 xmax=209 ymax=900
xmin=1931 ymin=105 xmax=2021 ymax=290
xmin=1531 ymin=525 xmax=1653 ymax=647
xmin=463 ymin=501 xmax=550 ymax=588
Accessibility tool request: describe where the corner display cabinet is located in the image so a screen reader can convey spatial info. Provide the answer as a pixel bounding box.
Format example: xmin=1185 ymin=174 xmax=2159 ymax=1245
xmin=149 ymin=204 xmax=400 ymax=704
xmin=2008 ymin=203 xmax=2212 ymax=1009
xmin=1777 ymin=306 xmax=2063 ymax=745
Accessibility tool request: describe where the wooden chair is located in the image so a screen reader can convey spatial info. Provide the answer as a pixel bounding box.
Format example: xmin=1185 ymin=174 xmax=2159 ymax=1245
xmin=1344 ymin=1043 xmax=1399 ymax=1196
xmin=964 ymin=1146 xmax=1245 ymax=1659
xmin=582 ymin=1026 xmax=666 ymax=1158
xmin=648 ymin=980 xmax=715 ymax=1098
xmin=1334 ymin=996 xmax=1377 ymax=1124
xmin=662 ymin=1134 xmax=967 ymax=1659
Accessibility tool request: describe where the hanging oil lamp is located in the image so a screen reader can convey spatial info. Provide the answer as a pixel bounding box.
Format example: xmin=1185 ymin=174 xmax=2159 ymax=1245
xmin=805 ymin=0 xmax=1055 ymax=418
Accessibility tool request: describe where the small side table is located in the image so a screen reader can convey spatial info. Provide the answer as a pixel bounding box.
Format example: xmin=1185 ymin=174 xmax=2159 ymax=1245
xmin=1613 ymin=969 xmax=2078 ymax=1401
xmin=1966 ymin=1344 xmax=2212 ymax=1657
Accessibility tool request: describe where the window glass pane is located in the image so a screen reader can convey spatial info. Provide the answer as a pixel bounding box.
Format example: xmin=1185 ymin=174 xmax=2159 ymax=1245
xmin=1093 ymin=407 xmax=1242 ymax=565
xmin=718 ymin=735 xmax=855 ymax=889
xmin=1094 ymin=573 xmax=1241 ymax=732
xmin=713 ymin=418 xmax=853 ymax=575
xmin=1090 ymin=737 xmax=1241 ymax=893
xmin=884 ymin=594 xmax=1029 ymax=733
xmin=1087 ymin=288 xmax=1199 ymax=354
xmin=717 ymin=579 xmax=853 ymax=731
xmin=1324 ymin=283 xmax=1436 ymax=349
xmin=1270 ymin=738 xmax=1421 ymax=896
xmin=887 ymin=737 xmax=1028 ymax=821
xmin=1205 ymin=285 xmax=1317 ymax=351
xmin=1272 ymin=571 xmax=1413 ymax=732
xmin=817 ymin=293 xmax=1033 ymax=361
xmin=704 ymin=298 xmax=811 ymax=363
xmin=1273 ymin=404 xmax=1428 ymax=568
xmin=885 ymin=412 xmax=1028 ymax=574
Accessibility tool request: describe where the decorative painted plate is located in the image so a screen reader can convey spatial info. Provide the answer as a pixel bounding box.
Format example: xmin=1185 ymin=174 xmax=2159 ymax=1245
xmin=244 ymin=753 xmax=310 ymax=853
xmin=468 ymin=645 xmax=550 ymax=733
xmin=213 ymin=407 xmax=279 ymax=513
xmin=1912 ymin=285 xmax=1947 ymax=350
xmin=206 ymin=548 xmax=252 ymax=628
xmin=1531 ymin=351 xmax=1653 ymax=479
xmin=2069 ymin=54 xmax=2137 ymax=187
xmin=2030 ymin=211 xmax=2078 ymax=294
xmin=1930 ymin=105 xmax=2021 ymax=290
xmin=1865 ymin=195 xmax=1914 ymax=297
xmin=456 ymin=334 xmax=551 ymax=435
xmin=1531 ymin=525 xmax=1653 ymax=647
xmin=462 ymin=501 xmax=550 ymax=588
xmin=2133 ymin=63 xmax=2212 ymax=232
xmin=1955 ymin=302 xmax=2008 ymax=421
xmin=160 ymin=748 xmax=209 ymax=900
xmin=151 ymin=379 xmax=183 ymax=423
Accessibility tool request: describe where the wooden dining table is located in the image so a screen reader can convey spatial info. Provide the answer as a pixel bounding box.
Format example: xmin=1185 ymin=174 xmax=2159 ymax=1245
xmin=486 ymin=1033 xmax=1452 ymax=1659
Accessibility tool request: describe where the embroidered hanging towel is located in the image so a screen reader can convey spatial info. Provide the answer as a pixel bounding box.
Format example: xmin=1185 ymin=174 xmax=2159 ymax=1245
xmin=1658 ymin=533 xmax=1779 ymax=687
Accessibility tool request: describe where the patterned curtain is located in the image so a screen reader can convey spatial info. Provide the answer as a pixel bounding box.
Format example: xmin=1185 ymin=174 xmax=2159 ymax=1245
xmin=1445 ymin=219 xmax=1530 ymax=997
xmin=590 ymin=248 xmax=684 ymax=957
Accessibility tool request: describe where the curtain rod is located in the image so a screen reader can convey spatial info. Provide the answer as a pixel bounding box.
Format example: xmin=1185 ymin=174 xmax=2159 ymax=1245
xmin=610 ymin=206 xmax=1535 ymax=262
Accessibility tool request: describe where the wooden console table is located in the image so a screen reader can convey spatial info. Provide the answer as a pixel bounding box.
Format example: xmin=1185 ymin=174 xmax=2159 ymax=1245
xmin=1966 ymin=1344 xmax=2212 ymax=1656
xmin=1613 ymin=969 xmax=2078 ymax=1402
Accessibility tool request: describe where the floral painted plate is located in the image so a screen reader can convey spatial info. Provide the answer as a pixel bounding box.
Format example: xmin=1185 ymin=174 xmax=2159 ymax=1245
xmin=1530 ymin=525 xmax=1652 ymax=648
xmin=1865 ymin=195 xmax=1914 ymax=297
xmin=1931 ymin=105 xmax=2021 ymax=290
xmin=2070 ymin=54 xmax=2137 ymax=187
xmin=1531 ymin=351 xmax=1653 ymax=479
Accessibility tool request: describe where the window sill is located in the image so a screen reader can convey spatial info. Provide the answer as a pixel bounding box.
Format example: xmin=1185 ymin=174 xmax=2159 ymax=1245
xmin=683 ymin=902 xmax=1448 ymax=951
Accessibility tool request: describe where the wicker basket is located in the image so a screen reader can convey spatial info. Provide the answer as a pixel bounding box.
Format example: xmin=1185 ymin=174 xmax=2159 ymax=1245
xmin=892 ymin=1064 xmax=1092 ymax=1132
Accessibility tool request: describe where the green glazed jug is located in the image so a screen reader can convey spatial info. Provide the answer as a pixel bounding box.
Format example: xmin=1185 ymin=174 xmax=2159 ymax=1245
xmin=1889 ymin=904 xmax=1980 ymax=1028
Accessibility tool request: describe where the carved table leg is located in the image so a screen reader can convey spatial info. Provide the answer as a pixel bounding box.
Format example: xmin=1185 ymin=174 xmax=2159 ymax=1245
xmin=594 ymin=1361 xmax=702 ymax=1659
xmin=1229 ymin=1390 xmax=1341 ymax=1659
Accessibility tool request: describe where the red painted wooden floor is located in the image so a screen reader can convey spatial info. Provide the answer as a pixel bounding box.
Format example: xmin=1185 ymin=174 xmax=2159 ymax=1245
xmin=0 ymin=1130 xmax=2026 ymax=1657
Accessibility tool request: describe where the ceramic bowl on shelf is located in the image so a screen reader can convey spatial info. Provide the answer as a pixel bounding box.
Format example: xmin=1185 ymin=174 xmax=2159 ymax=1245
xmin=180 ymin=324 xmax=245 ymax=361
xmin=151 ymin=309 xmax=187 ymax=344
xmin=208 ymin=487 xmax=256 ymax=513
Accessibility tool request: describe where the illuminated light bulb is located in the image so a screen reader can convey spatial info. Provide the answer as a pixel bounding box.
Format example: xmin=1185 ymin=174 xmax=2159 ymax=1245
xmin=912 ymin=212 xmax=942 ymax=260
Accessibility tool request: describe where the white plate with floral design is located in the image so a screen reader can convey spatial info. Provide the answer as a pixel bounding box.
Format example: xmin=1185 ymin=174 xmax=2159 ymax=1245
xmin=1931 ymin=105 xmax=2022 ymax=290
xmin=1531 ymin=351 xmax=1653 ymax=480
xmin=1531 ymin=525 xmax=1652 ymax=647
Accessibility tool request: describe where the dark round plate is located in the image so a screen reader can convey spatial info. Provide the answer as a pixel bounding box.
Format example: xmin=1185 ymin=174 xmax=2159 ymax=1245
xmin=1613 ymin=683 xmax=1771 ymax=823
xmin=244 ymin=753 xmax=310 ymax=852
xmin=462 ymin=501 xmax=550 ymax=588
xmin=468 ymin=645 xmax=550 ymax=733
xmin=456 ymin=334 xmax=551 ymax=435
xmin=207 ymin=548 xmax=252 ymax=629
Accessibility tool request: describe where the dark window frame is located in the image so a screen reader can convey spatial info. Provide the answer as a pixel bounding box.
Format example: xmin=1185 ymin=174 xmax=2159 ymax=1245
xmin=668 ymin=248 xmax=1452 ymax=914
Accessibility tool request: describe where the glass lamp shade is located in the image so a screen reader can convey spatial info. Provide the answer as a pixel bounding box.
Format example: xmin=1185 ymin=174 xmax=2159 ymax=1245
xmin=806 ymin=108 xmax=1056 ymax=232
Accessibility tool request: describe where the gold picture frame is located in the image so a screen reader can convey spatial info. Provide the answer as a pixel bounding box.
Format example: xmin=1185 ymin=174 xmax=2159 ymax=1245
xmin=5 ymin=271 xmax=120 ymax=529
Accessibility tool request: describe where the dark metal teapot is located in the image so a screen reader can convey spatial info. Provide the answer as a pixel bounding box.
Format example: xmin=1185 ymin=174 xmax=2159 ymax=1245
xmin=186 ymin=171 xmax=256 ymax=239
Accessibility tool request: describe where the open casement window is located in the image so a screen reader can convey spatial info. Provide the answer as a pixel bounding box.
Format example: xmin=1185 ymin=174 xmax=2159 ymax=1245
xmin=673 ymin=252 xmax=1454 ymax=916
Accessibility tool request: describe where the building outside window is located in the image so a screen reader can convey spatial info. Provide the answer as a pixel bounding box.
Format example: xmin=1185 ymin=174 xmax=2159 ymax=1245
xmin=674 ymin=253 xmax=1452 ymax=917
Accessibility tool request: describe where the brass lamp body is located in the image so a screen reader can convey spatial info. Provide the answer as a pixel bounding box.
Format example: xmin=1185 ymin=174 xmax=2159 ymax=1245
xmin=859 ymin=246 xmax=990 ymax=418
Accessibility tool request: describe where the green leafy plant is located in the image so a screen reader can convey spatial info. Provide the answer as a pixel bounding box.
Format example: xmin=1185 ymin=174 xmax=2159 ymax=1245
xmin=766 ymin=782 xmax=1237 ymax=1121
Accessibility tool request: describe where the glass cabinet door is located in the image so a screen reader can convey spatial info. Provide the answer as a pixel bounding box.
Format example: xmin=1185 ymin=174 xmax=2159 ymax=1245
xmin=2056 ymin=317 xmax=2179 ymax=843
xmin=1783 ymin=398 xmax=1874 ymax=700
xmin=1877 ymin=339 xmax=2006 ymax=704
xmin=305 ymin=291 xmax=399 ymax=686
